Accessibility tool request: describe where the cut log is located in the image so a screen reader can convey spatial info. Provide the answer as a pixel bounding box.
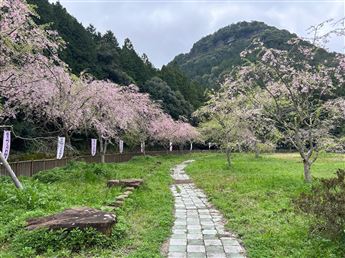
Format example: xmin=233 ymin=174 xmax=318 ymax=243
xmin=124 ymin=191 xmax=132 ymax=196
xmin=26 ymin=207 xmax=116 ymax=235
xmin=116 ymin=195 xmax=126 ymax=201
xmin=107 ymin=180 xmax=120 ymax=187
xmin=107 ymin=179 xmax=143 ymax=188
xmin=119 ymin=179 xmax=143 ymax=188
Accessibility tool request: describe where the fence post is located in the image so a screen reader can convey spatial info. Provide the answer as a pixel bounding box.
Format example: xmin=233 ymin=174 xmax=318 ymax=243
xmin=30 ymin=160 xmax=33 ymax=176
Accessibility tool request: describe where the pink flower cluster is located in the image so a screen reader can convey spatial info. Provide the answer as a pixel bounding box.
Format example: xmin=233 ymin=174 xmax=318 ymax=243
xmin=0 ymin=0 xmax=198 ymax=149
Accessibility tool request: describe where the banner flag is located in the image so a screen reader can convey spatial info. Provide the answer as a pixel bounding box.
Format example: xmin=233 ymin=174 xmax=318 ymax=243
xmin=56 ymin=137 xmax=65 ymax=159
xmin=2 ymin=130 xmax=11 ymax=160
xmin=190 ymin=142 xmax=193 ymax=151
xmin=140 ymin=142 xmax=145 ymax=153
xmin=169 ymin=141 xmax=173 ymax=152
xmin=119 ymin=140 xmax=124 ymax=154
xmin=91 ymin=139 xmax=97 ymax=156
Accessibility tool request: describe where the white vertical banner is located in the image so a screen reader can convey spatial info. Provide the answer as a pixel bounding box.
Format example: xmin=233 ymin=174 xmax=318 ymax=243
xmin=140 ymin=141 xmax=145 ymax=153
xmin=56 ymin=136 xmax=65 ymax=159
xmin=208 ymin=142 xmax=211 ymax=150
xmin=169 ymin=141 xmax=173 ymax=152
xmin=91 ymin=138 xmax=97 ymax=156
xmin=119 ymin=140 xmax=124 ymax=154
xmin=2 ymin=130 xmax=11 ymax=160
xmin=190 ymin=142 xmax=193 ymax=151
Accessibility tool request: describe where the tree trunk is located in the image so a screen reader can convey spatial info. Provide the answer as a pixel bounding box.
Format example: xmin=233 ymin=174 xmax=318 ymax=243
xmin=226 ymin=147 xmax=231 ymax=167
xmin=64 ymin=132 xmax=72 ymax=156
xmin=254 ymin=141 xmax=260 ymax=158
xmin=237 ymin=143 xmax=242 ymax=153
xmin=99 ymin=137 xmax=105 ymax=163
xmin=303 ymin=160 xmax=312 ymax=183
xmin=0 ymin=151 xmax=23 ymax=189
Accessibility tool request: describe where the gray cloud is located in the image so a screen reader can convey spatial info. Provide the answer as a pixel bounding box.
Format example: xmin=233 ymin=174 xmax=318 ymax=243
xmin=56 ymin=0 xmax=345 ymax=67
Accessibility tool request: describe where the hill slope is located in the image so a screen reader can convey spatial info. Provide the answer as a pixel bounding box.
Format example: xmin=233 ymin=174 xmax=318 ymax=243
xmin=169 ymin=21 xmax=315 ymax=88
xmin=27 ymin=0 xmax=205 ymax=118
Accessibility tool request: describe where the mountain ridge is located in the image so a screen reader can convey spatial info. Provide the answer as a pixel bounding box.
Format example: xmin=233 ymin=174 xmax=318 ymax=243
xmin=168 ymin=21 xmax=317 ymax=88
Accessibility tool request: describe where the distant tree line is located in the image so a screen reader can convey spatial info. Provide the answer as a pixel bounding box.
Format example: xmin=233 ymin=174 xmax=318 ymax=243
xmin=27 ymin=0 xmax=206 ymax=120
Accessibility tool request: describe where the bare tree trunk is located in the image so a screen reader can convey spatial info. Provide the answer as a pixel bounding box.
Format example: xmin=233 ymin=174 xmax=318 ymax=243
xmin=0 ymin=151 xmax=23 ymax=189
xmin=254 ymin=141 xmax=260 ymax=158
xmin=303 ymin=160 xmax=312 ymax=183
xmin=237 ymin=143 xmax=242 ymax=153
xmin=65 ymin=133 xmax=71 ymax=156
xmin=226 ymin=147 xmax=231 ymax=167
xmin=99 ymin=137 xmax=105 ymax=163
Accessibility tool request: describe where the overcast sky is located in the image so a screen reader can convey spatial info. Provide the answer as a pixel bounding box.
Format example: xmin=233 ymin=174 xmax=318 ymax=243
xmin=55 ymin=0 xmax=344 ymax=68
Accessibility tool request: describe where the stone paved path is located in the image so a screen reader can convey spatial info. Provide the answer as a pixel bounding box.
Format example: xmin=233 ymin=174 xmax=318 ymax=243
xmin=167 ymin=160 xmax=246 ymax=258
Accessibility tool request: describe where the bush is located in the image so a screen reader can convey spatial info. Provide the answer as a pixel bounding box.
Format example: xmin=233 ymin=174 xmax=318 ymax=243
xmin=33 ymin=169 xmax=66 ymax=183
xmin=12 ymin=227 xmax=112 ymax=257
xmin=295 ymin=169 xmax=345 ymax=239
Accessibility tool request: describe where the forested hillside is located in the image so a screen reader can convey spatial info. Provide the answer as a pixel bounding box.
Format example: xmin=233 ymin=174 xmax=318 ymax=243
xmin=169 ymin=21 xmax=338 ymax=89
xmin=27 ymin=0 xmax=205 ymax=119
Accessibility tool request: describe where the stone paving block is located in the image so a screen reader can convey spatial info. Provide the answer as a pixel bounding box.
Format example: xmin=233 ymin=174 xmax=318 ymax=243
xmin=226 ymin=253 xmax=246 ymax=258
xmin=203 ymin=234 xmax=218 ymax=240
xmin=202 ymin=229 xmax=217 ymax=235
xmin=187 ymin=233 xmax=203 ymax=240
xmin=206 ymin=245 xmax=224 ymax=253
xmin=199 ymin=215 xmax=212 ymax=219
xmin=221 ymin=238 xmax=240 ymax=246
xmin=224 ymin=245 xmax=243 ymax=254
xmin=204 ymin=239 xmax=222 ymax=246
xmin=169 ymin=245 xmax=187 ymax=252
xmin=207 ymin=252 xmax=227 ymax=258
xmin=201 ymin=225 xmax=216 ymax=230
xmin=188 ymin=239 xmax=204 ymax=245
xmin=187 ymin=225 xmax=201 ymax=230
xmin=174 ymin=229 xmax=187 ymax=234
xmin=168 ymin=252 xmax=187 ymax=258
xmin=170 ymin=239 xmax=187 ymax=245
xmin=186 ymin=253 xmax=206 ymax=258
xmin=172 ymin=234 xmax=187 ymax=239
xmin=174 ymin=225 xmax=187 ymax=230
xmin=167 ymin=161 xmax=246 ymax=258
xmin=188 ymin=229 xmax=202 ymax=234
xmin=187 ymin=245 xmax=206 ymax=253
xmin=187 ymin=220 xmax=200 ymax=225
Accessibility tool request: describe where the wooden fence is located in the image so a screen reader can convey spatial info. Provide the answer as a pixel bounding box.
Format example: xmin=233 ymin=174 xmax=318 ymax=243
xmin=0 ymin=150 xmax=205 ymax=177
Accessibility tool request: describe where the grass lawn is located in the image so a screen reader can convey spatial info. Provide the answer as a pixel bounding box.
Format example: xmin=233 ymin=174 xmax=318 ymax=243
xmin=0 ymin=154 xmax=193 ymax=257
xmin=1 ymin=152 xmax=344 ymax=257
xmin=186 ymin=152 xmax=345 ymax=258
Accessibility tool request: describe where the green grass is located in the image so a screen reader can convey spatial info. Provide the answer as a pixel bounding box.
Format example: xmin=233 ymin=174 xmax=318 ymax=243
xmin=0 ymin=154 xmax=193 ymax=257
xmin=186 ymin=152 xmax=345 ymax=258
xmin=1 ymin=152 xmax=344 ymax=257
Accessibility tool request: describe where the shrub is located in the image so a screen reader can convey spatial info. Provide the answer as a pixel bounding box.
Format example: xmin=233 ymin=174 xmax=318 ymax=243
xmin=33 ymin=169 xmax=66 ymax=183
xmin=295 ymin=169 xmax=345 ymax=239
xmin=12 ymin=227 xmax=112 ymax=257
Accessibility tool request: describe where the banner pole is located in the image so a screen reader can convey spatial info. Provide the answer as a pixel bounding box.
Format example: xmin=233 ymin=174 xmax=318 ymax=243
xmin=0 ymin=151 xmax=23 ymax=189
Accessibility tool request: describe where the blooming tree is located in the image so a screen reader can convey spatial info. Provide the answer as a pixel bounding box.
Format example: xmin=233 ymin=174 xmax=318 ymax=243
xmin=172 ymin=120 xmax=200 ymax=150
xmin=0 ymin=0 xmax=67 ymax=187
xmin=81 ymin=80 xmax=137 ymax=162
xmin=120 ymin=85 xmax=164 ymax=154
xmin=194 ymin=91 xmax=250 ymax=166
xmin=223 ymin=29 xmax=345 ymax=182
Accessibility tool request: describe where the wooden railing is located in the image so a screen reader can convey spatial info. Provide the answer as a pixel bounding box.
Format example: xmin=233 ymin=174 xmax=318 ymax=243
xmin=0 ymin=150 xmax=207 ymax=177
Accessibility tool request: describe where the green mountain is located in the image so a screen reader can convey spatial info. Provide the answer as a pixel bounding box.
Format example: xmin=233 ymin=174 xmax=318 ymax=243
xmin=27 ymin=0 xmax=205 ymax=119
xmin=169 ymin=21 xmax=333 ymax=89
